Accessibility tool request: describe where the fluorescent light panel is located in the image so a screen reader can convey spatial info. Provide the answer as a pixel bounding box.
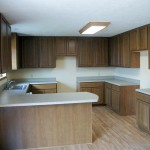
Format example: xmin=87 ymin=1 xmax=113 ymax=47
xmin=79 ymin=22 xmax=110 ymax=35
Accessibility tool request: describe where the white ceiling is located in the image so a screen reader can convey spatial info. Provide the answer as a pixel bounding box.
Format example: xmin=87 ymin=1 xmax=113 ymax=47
xmin=0 ymin=0 xmax=150 ymax=37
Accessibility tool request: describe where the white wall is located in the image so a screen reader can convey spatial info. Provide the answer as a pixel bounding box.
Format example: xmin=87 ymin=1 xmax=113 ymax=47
xmin=139 ymin=51 xmax=150 ymax=88
xmin=7 ymin=57 xmax=115 ymax=92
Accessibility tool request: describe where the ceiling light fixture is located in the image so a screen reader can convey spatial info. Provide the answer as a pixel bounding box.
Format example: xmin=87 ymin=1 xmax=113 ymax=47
xmin=79 ymin=22 xmax=110 ymax=34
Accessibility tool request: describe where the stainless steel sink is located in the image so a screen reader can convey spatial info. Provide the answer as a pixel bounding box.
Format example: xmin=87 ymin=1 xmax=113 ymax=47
xmin=5 ymin=85 xmax=27 ymax=90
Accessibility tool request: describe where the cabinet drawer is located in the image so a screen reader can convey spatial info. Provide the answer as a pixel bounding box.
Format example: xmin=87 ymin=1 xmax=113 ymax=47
xmin=105 ymin=83 xmax=111 ymax=88
xmin=80 ymin=82 xmax=104 ymax=88
xmin=31 ymin=84 xmax=57 ymax=90
xmin=136 ymin=92 xmax=150 ymax=103
xmin=112 ymin=85 xmax=120 ymax=91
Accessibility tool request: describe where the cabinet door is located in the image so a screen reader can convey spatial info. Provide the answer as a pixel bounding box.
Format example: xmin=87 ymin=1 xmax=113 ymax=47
xmin=44 ymin=89 xmax=57 ymax=93
xmin=122 ymin=32 xmax=130 ymax=67
xmin=80 ymin=87 xmax=92 ymax=93
xmin=109 ymin=36 xmax=120 ymax=66
xmin=31 ymin=90 xmax=44 ymax=94
xmin=105 ymin=87 xmax=111 ymax=107
xmin=130 ymin=29 xmax=138 ymax=51
xmin=66 ymin=37 xmax=77 ymax=56
xmin=111 ymin=90 xmax=120 ymax=113
xmin=55 ymin=37 xmax=66 ymax=56
xmin=77 ymin=38 xmax=94 ymax=67
xmin=92 ymin=87 xmax=104 ymax=104
xmin=137 ymin=100 xmax=150 ymax=131
xmin=21 ymin=37 xmax=39 ymax=68
xmin=94 ymin=38 xmax=108 ymax=66
xmin=1 ymin=17 xmax=11 ymax=73
xmin=39 ymin=37 xmax=56 ymax=68
xmin=138 ymin=25 xmax=148 ymax=50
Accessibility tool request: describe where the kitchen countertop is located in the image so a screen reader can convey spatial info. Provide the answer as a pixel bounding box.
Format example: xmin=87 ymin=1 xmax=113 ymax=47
xmin=77 ymin=76 xmax=140 ymax=86
xmin=136 ymin=88 xmax=150 ymax=96
xmin=0 ymin=78 xmax=98 ymax=107
xmin=0 ymin=91 xmax=98 ymax=107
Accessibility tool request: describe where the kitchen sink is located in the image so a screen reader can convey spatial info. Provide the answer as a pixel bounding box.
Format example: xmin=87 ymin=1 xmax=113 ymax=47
xmin=6 ymin=85 xmax=27 ymax=90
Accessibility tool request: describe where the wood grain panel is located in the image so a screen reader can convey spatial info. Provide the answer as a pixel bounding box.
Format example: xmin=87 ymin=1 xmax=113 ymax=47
xmin=0 ymin=103 xmax=92 ymax=150
xmin=31 ymin=84 xmax=57 ymax=90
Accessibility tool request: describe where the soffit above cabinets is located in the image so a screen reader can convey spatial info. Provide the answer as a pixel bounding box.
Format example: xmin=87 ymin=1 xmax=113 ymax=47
xmin=0 ymin=0 xmax=150 ymax=37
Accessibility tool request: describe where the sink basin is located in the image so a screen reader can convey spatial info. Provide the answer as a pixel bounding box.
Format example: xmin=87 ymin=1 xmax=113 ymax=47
xmin=6 ymin=85 xmax=27 ymax=90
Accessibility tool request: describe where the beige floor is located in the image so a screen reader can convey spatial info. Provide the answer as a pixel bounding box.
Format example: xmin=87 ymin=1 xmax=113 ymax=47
xmin=29 ymin=106 xmax=150 ymax=150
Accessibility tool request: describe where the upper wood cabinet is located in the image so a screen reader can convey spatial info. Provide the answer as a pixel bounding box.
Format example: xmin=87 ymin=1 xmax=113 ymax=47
xmin=93 ymin=38 xmax=108 ymax=66
xmin=21 ymin=37 xmax=39 ymax=68
xmin=55 ymin=37 xmax=66 ymax=56
xmin=121 ymin=32 xmax=130 ymax=67
xmin=39 ymin=37 xmax=56 ymax=68
xmin=130 ymin=29 xmax=139 ymax=51
xmin=130 ymin=25 xmax=148 ymax=51
xmin=0 ymin=14 xmax=12 ymax=73
xmin=66 ymin=37 xmax=77 ymax=56
xmin=109 ymin=36 xmax=120 ymax=67
xmin=55 ymin=37 xmax=77 ymax=56
xmin=20 ymin=36 xmax=56 ymax=68
xmin=138 ymin=25 xmax=148 ymax=50
xmin=77 ymin=38 xmax=94 ymax=67
xmin=109 ymin=32 xmax=140 ymax=68
xmin=77 ymin=37 xmax=108 ymax=67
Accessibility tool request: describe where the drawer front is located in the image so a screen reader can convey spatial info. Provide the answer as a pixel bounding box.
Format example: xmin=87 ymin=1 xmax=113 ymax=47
xmin=105 ymin=83 xmax=111 ymax=88
xmin=136 ymin=92 xmax=150 ymax=103
xmin=31 ymin=84 xmax=57 ymax=90
xmin=80 ymin=82 xmax=104 ymax=88
xmin=112 ymin=85 xmax=120 ymax=91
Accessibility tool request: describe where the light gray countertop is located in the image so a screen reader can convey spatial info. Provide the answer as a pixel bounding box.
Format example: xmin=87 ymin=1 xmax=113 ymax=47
xmin=136 ymin=88 xmax=150 ymax=96
xmin=0 ymin=78 xmax=98 ymax=107
xmin=77 ymin=76 xmax=140 ymax=86
xmin=0 ymin=91 xmax=98 ymax=107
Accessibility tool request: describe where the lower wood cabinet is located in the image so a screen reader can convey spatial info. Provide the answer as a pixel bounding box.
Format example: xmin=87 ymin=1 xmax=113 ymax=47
xmin=77 ymin=82 xmax=104 ymax=105
xmin=136 ymin=92 xmax=150 ymax=134
xmin=105 ymin=83 xmax=139 ymax=115
xmin=28 ymin=83 xmax=57 ymax=94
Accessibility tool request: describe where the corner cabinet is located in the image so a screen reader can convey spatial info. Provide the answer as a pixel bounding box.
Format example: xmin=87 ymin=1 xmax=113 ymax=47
xmin=77 ymin=82 xmax=105 ymax=105
xmin=77 ymin=37 xmax=108 ymax=67
xmin=0 ymin=14 xmax=12 ymax=73
xmin=136 ymin=91 xmax=150 ymax=134
xmin=105 ymin=82 xmax=139 ymax=115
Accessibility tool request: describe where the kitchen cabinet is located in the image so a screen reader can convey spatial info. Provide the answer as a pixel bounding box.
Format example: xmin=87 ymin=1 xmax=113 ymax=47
xmin=105 ymin=82 xmax=139 ymax=115
xmin=93 ymin=38 xmax=108 ymax=66
xmin=111 ymin=85 xmax=120 ymax=113
xmin=109 ymin=32 xmax=140 ymax=68
xmin=0 ymin=14 xmax=11 ymax=73
xmin=109 ymin=36 xmax=120 ymax=67
xmin=66 ymin=37 xmax=77 ymax=56
xmin=28 ymin=83 xmax=57 ymax=94
xmin=55 ymin=37 xmax=77 ymax=56
xmin=136 ymin=92 xmax=150 ymax=134
xmin=77 ymin=82 xmax=105 ymax=105
xmin=39 ymin=37 xmax=56 ymax=68
xmin=21 ymin=37 xmax=39 ymax=68
xmin=130 ymin=25 xmax=148 ymax=51
xmin=105 ymin=83 xmax=111 ymax=107
xmin=130 ymin=29 xmax=139 ymax=51
xmin=20 ymin=36 xmax=56 ymax=68
xmin=138 ymin=25 xmax=148 ymax=50
xmin=77 ymin=37 xmax=108 ymax=67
